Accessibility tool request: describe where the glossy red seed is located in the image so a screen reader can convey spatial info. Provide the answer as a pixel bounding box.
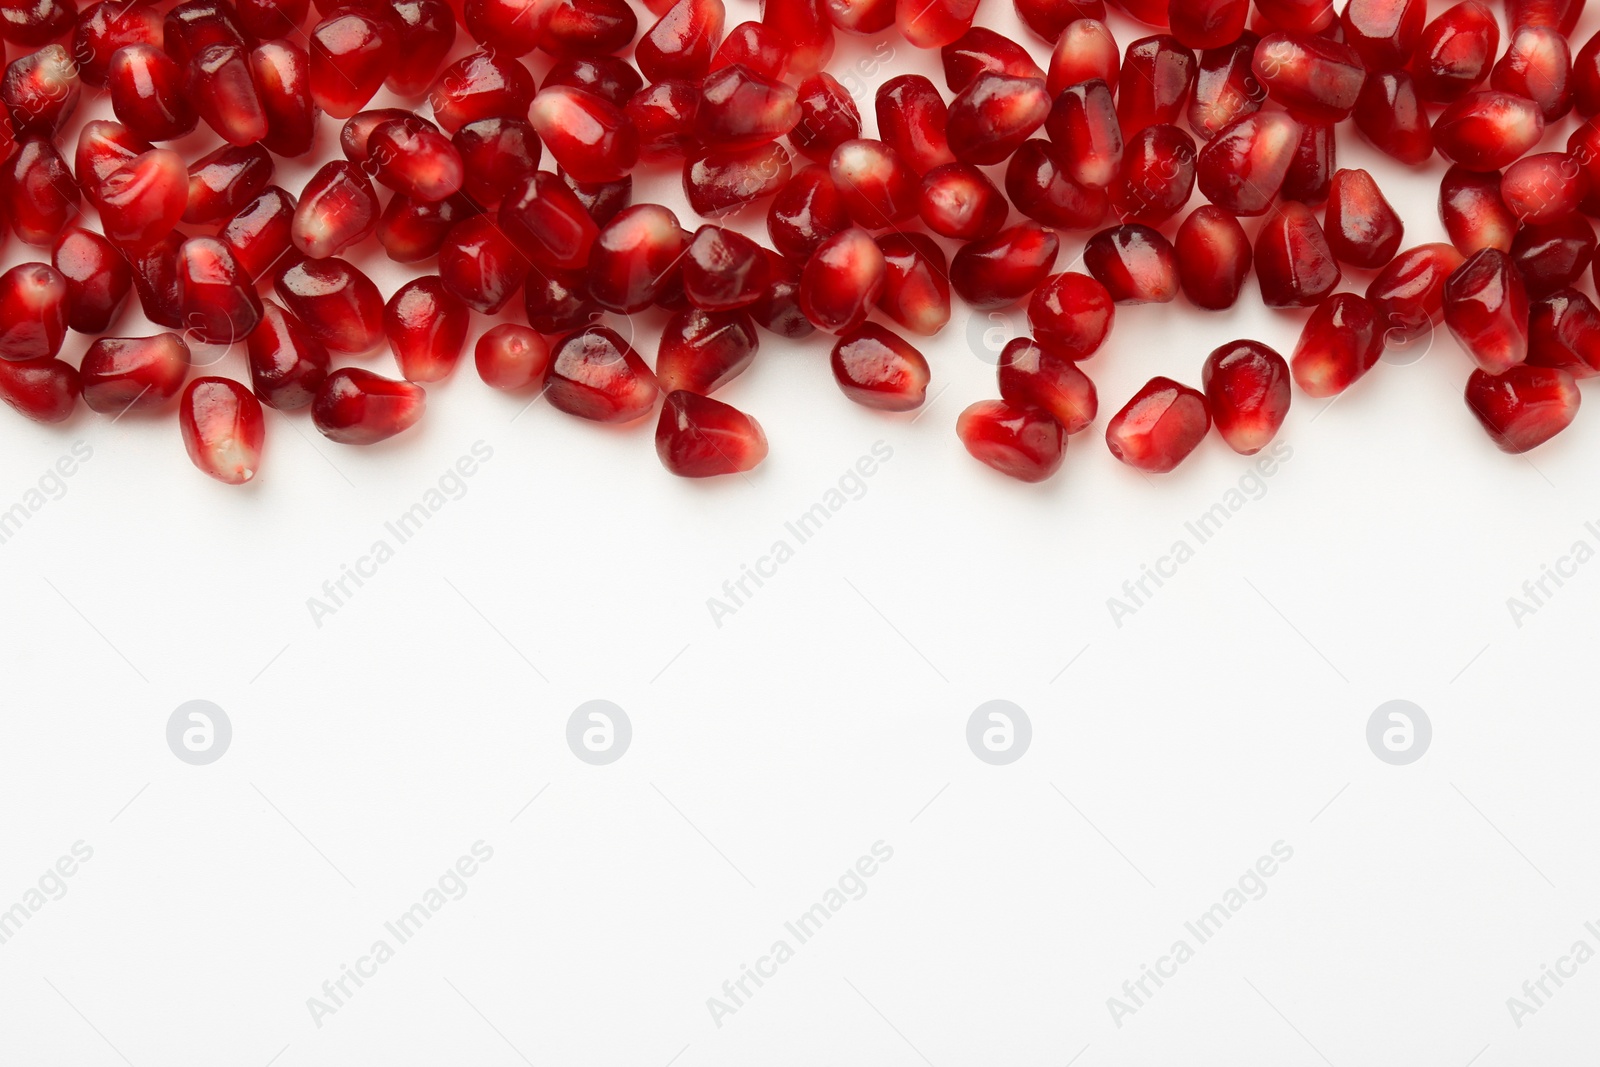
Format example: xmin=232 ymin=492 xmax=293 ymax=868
xmin=1352 ymin=71 xmax=1433 ymax=166
xmin=1196 ymin=111 xmax=1300 ymax=216
xmin=684 ymin=142 xmax=794 ymax=217
xmin=825 ymin=0 xmax=894 ymax=34
xmin=1341 ymin=0 xmax=1424 ymax=69
xmin=587 ymin=204 xmax=689 ymax=313
xmin=163 ymin=0 xmax=246 ymax=70
xmin=275 ymin=257 xmax=383 ymax=352
xmin=876 ymin=76 xmax=953 ymax=174
xmin=1443 ymin=247 xmax=1529 ymax=374
xmin=367 ymin=118 xmax=465 ymax=204
xmin=545 ymin=326 xmax=659 ymax=423
xmin=1019 ymin=0 xmax=1106 ymax=41
xmin=498 ymin=172 xmax=598 ymax=272
xmin=1084 ymin=223 xmax=1178 ymax=303
xmin=800 ymin=226 xmax=885 ymax=332
xmin=74 ymin=1 xmax=163 ymax=87
xmin=476 ymin=324 xmax=551 ymax=392
xmin=1501 ymin=153 xmax=1586 ymax=225
xmin=1492 ymin=26 xmax=1572 ymax=122
xmin=683 ymin=225 xmax=768 ymax=311
xmin=91 ymin=152 xmax=189 ymax=254
xmin=560 ymin=171 xmax=632 ymax=227
xmin=1507 ymin=0 xmax=1583 ymax=34
xmin=384 ymin=277 xmax=470 ymax=383
xmin=942 ymin=26 xmax=1044 ymax=91
xmin=1291 ymin=293 xmax=1383 ymax=396
xmin=1105 ymin=376 xmax=1209 ymax=472
xmin=1049 ymin=19 xmax=1120 ymax=98
xmin=919 ymin=161 xmax=1008 ymax=240
xmin=540 ymin=0 xmax=638 ymax=57
xmin=108 ymin=44 xmax=194 ymax=143
xmin=220 ymin=187 xmax=297 ymax=281
xmin=80 ymin=334 xmax=189 ymax=413
xmin=292 ymin=161 xmax=379 ymax=260
xmin=377 ymin=194 xmax=476 ymax=263
xmin=313 ymin=368 xmax=425 ymax=444
xmin=1465 ymin=365 xmax=1580 ymax=451
xmin=1253 ymin=0 xmax=1332 ymax=33
xmin=53 ymin=227 xmax=131 ymax=334
xmin=951 ymin=222 xmax=1060 ymax=310
xmin=309 ymin=11 xmax=395 ymax=119
xmin=761 ymin=0 xmax=834 ymax=77
xmin=657 ymin=307 xmax=758 ymax=393
xmin=1280 ymin=121 xmax=1335 ymax=204
xmin=829 ymin=322 xmax=929 ymax=411
xmin=768 ymin=166 xmax=851 ymax=261
xmin=528 ymin=86 xmax=640 ymax=184
xmin=656 ymin=391 xmax=768 ymax=477
xmin=1187 ymin=34 xmax=1265 ymax=140
xmin=74 ymin=119 xmax=143 ymax=198
xmin=1046 ymin=78 xmax=1122 ymax=189
xmin=4 ymin=139 xmax=79 ymax=248
xmin=434 ymin=216 xmax=527 ymax=314
xmin=191 ymin=42 xmax=269 ymax=146
xmin=237 ymin=0 xmax=309 ymax=39
xmin=453 ymin=119 xmax=542 ymax=210
xmin=180 ymin=377 xmax=263 ymax=482
xmin=749 ymin=250 xmax=814 ymax=338
xmin=0 ymin=0 xmax=74 ymax=45
xmin=1175 ymin=204 xmax=1251 ymax=310
xmin=1111 ymin=123 xmax=1196 ymax=224
xmin=3 ymin=44 xmax=80 ymax=138
xmin=638 ymin=0 xmax=724 ymax=82
xmin=1028 ymin=271 xmax=1114 ymax=358
xmin=1412 ymin=3 xmax=1500 ymax=104
xmin=1367 ymin=243 xmax=1466 ymax=341
xmin=789 ymin=73 xmax=860 ymax=164
xmin=543 ymin=56 xmax=643 ymax=109
xmin=461 ymin=0 xmax=542 ymax=55
xmin=178 ymin=237 xmax=262 ymax=344
xmin=1117 ymin=35 xmax=1195 ymax=133
xmin=1252 ymin=33 xmax=1364 ymax=123
xmin=999 ymin=336 xmax=1096 ymax=431
xmin=1528 ymin=288 xmax=1600 ymax=377
xmin=829 ymin=138 xmax=919 ymax=228
xmin=253 ymin=40 xmax=317 ymax=158
xmin=1201 ymin=340 xmax=1289 ymax=454
xmin=627 ymin=80 xmax=702 ymax=162
xmin=185 ymin=144 xmax=273 ymax=226
xmin=247 ymin=299 xmax=330 ymax=409
xmin=955 ymin=399 xmax=1066 ymax=482
xmin=1324 ymin=168 xmax=1403 ymax=269
xmin=1108 ymin=0 xmax=1169 ymax=27
xmin=1576 ymin=32 xmax=1600 ymax=117
xmin=1512 ymin=216 xmax=1596 ymax=297
xmin=1433 ymin=91 xmax=1544 ymax=172
xmin=1255 ymin=200 xmax=1340 ymax=308
xmin=429 ymin=51 xmax=538 ymax=135
xmin=1006 ymin=141 xmax=1107 ymax=230
xmin=696 ymin=64 xmax=800 ymax=154
xmin=1440 ymin=165 xmax=1517 ymax=256
xmin=947 ymin=72 xmax=1050 ymax=165
xmin=0 ymin=263 xmax=67 ymax=361
xmin=0 ymin=356 xmax=77 ymax=422
xmin=130 ymin=233 xmax=185 ymax=328
xmin=712 ymin=20 xmax=789 ymax=80
xmin=897 ymin=0 xmax=976 ymax=47
xmin=1169 ymin=0 xmax=1248 ymax=50
xmin=876 ymin=232 xmax=950 ymax=336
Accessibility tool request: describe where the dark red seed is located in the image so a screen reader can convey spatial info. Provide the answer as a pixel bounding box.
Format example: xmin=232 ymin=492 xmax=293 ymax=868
xmin=499 ymin=171 xmax=599 ymax=272
xmin=177 ymin=237 xmax=262 ymax=344
xmin=1005 ymin=139 xmax=1110 ymax=230
xmin=1255 ymin=200 xmax=1340 ymax=308
xmin=897 ymin=0 xmax=979 ymax=48
xmin=543 ymin=56 xmax=643 ymax=110
xmin=4 ymin=138 xmax=79 ymax=248
xmin=768 ymin=165 xmax=851 ymax=261
xmin=454 ymin=119 xmax=542 ymax=211
xmin=180 ymin=377 xmax=264 ymax=482
xmin=367 ymin=118 xmax=465 ymax=204
xmin=998 ymin=336 xmax=1096 ymax=432
xmin=0 ymin=0 xmax=74 ymax=45
xmin=800 ymin=226 xmax=885 ymax=332
xmin=791 ymin=73 xmax=861 ymax=163
xmin=825 ymin=0 xmax=894 ymax=35
xmin=1201 ymin=339 xmax=1289 ymax=454
xmin=1325 ymin=167 xmax=1404 ymax=269
xmin=829 ymin=138 xmax=919 ymax=228
xmin=684 ymin=142 xmax=794 ymax=216
xmin=293 ymin=161 xmax=379 ymax=260
xmin=185 ymin=144 xmax=273 ymax=226
xmin=1187 ymin=33 xmax=1265 ymax=140
xmin=130 ymin=232 xmax=185 ymax=328
xmin=2 ymin=44 xmax=79 ymax=138
xmin=52 ymin=227 xmax=131 ymax=334
xmin=1366 ymin=243 xmax=1466 ymax=341
xmin=655 ymin=391 xmax=768 ymax=477
xmin=627 ymin=80 xmax=703 ymax=162
xmin=876 ymin=76 xmax=954 ymax=174
xmin=950 ymin=222 xmax=1060 ymax=310
xmin=1511 ymin=215 xmax=1596 ymax=297
xmin=712 ymin=20 xmax=790 ymax=80
xmin=1045 ymin=78 xmax=1122 ymax=189
xmin=80 ymin=333 xmax=190 ymax=413
xmin=1048 ymin=18 xmax=1120 ymax=98
xmin=956 ymin=400 xmax=1067 ymax=481
xmin=309 ymin=10 xmax=396 ymax=119
xmin=546 ymin=326 xmax=660 ymax=423
xmin=164 ymin=0 xmax=246 ymax=71
xmin=237 ymin=0 xmax=309 ymax=40
xmin=86 ymin=145 xmax=190 ymax=253
xmin=1465 ymin=364 xmax=1580 ymax=452
xmin=476 ymin=324 xmax=551 ymax=392
xmin=220 ymin=187 xmax=297 ymax=281
xmin=528 ymin=86 xmax=640 ymax=185
xmin=1411 ymin=1 xmax=1499 ymax=104
xmin=1110 ymin=123 xmax=1196 ymax=225
xmin=1117 ymin=35 xmax=1196 ymax=133
xmin=919 ymin=161 xmax=1009 ymax=240
xmin=1029 ymin=270 xmax=1114 ymax=358
xmin=588 ymin=204 xmax=689 ymax=313
xmin=275 ymin=257 xmax=384 ymax=352
xmin=0 ymin=355 xmax=76 ymax=422
xmin=191 ymin=42 xmax=269 ymax=146
xmin=247 ymin=298 xmax=330 ymax=409
xmin=0 ymin=263 xmax=67 ymax=361
xmin=1252 ymin=32 xmax=1365 ymax=122
xmin=1440 ymin=164 xmax=1517 ymax=256
xmin=694 ymin=63 xmax=799 ymax=151
xmin=1083 ymin=223 xmax=1178 ymax=303
xmin=1352 ymin=70 xmax=1433 ymax=165
xmin=1195 ymin=111 xmax=1300 ymax=216
xmin=539 ymin=0 xmax=638 ymax=57
xmin=760 ymin=0 xmax=834 ymax=78
xmin=1105 ymin=376 xmax=1209 ymax=472
xmin=1527 ymin=287 xmax=1600 ymax=377
xmin=683 ymin=225 xmax=768 ymax=311
xmin=1340 ymin=0 xmax=1424 ymax=69
xmin=1169 ymin=0 xmax=1248 ymax=50
xmin=1291 ymin=292 xmax=1384 ymax=396
xmin=947 ymin=73 xmax=1051 ymax=166
xmin=1443 ymin=247 xmax=1530 ymax=374
xmin=637 ymin=0 xmax=724 ymax=83
xmin=1018 ymin=0 xmax=1107 ymax=42
xmin=1435 ymin=91 xmax=1546 ymax=173
xmin=1175 ymin=204 xmax=1251 ymax=310
xmin=1507 ymin=0 xmax=1583 ymax=34
xmin=1501 ymin=153 xmax=1587 ymax=225
xmin=1575 ymin=32 xmax=1600 ymax=117
xmin=749 ymin=251 xmax=814 ymax=338
xmin=253 ymin=40 xmax=317 ymax=158
xmin=560 ymin=171 xmax=632 ymax=227
xmin=1252 ymin=0 xmax=1332 ymax=33
xmin=1492 ymin=26 xmax=1572 ymax=122
xmin=876 ymin=232 xmax=950 ymax=337
xmin=941 ymin=26 xmax=1044 ymax=92
xmin=1280 ymin=121 xmax=1335 ymax=203
xmin=74 ymin=1 xmax=164 ymax=87
xmin=830 ymin=322 xmax=930 ymax=411
xmin=461 ymin=0 xmax=542 ymax=55
xmin=656 ymin=307 xmax=758 ymax=394
xmin=378 ymin=193 xmax=477 ymax=264
xmin=385 ymin=277 xmax=470 ymax=383
xmin=524 ymin=265 xmax=601 ymax=334
xmin=313 ymin=368 xmax=426 ymax=444
xmin=435 ymin=215 xmax=528 ymax=315
xmin=428 ymin=51 xmax=538 ymax=136
xmin=108 ymin=44 xmax=195 ymax=142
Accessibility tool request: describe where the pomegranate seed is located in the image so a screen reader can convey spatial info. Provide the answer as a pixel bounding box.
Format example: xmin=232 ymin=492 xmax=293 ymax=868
xmin=525 ymin=265 xmax=600 ymax=333
xmin=545 ymin=326 xmax=660 ymax=423
xmin=657 ymin=307 xmax=758 ymax=393
xmin=1501 ymin=153 xmax=1587 ymax=225
xmin=185 ymin=145 xmax=273 ymax=227
xmin=999 ymin=336 xmax=1096 ymax=431
xmin=366 ymin=118 xmax=465 ymax=204
xmin=683 ymin=225 xmax=767 ymax=310
xmin=560 ymin=171 xmax=632 ymax=227
xmin=829 ymin=322 xmax=929 ymax=411
xmin=1340 ymin=0 xmax=1424 ymax=69
xmin=947 ymin=72 xmax=1050 ymax=165
xmin=253 ymin=40 xmax=317 ymax=158
xmin=895 ymin=0 xmax=976 ymax=47
xmin=247 ymin=299 xmax=330 ymax=409
xmin=0 ymin=0 xmax=73 ymax=45
xmin=1324 ymin=167 xmax=1403 ymax=269
xmin=527 ymin=86 xmax=640 ymax=184
xmin=1049 ymin=19 xmax=1120 ymax=98
xmin=1195 ymin=111 xmax=1300 ymax=216
xmin=163 ymin=0 xmax=246 ymax=70
xmin=628 ymin=81 xmax=702 ymax=161
xmin=461 ymin=0 xmax=542 ymax=55
xmin=384 ymin=276 xmax=471 ymax=384
xmin=1169 ymin=0 xmax=1248 ymax=50
xmin=544 ymin=56 xmax=643 ymax=109
xmin=90 ymin=153 xmax=189 ymax=255
xmin=0 ymin=263 xmax=67 ymax=361
xmin=313 ymin=368 xmax=426 ymax=444
xmin=237 ymin=0 xmax=309 ymax=39
xmin=1117 ymin=35 xmax=1195 ymax=133
xmin=1411 ymin=1 xmax=1498 ymax=103
xmin=292 ymin=161 xmax=379 ymax=260
xmin=275 ymin=257 xmax=383 ymax=353
xmin=540 ymin=0 xmax=638 ymax=56
xmin=130 ymin=233 xmax=185 ymax=328
xmin=475 ymin=325 xmax=551 ymax=392
xmin=1570 ymin=121 xmax=1600 ymax=211
xmin=1255 ymin=200 xmax=1340 ymax=308
xmin=1435 ymin=91 xmax=1545 ymax=173
xmin=454 ymin=119 xmax=543 ymax=210
xmin=1084 ymin=223 xmax=1178 ymax=303
xmin=74 ymin=1 xmax=163 ymax=88
xmin=1492 ymin=26 xmax=1572 ymax=122
xmin=919 ymin=161 xmax=1008 ymax=240
xmin=1511 ymin=216 xmax=1596 ymax=296
xmin=761 ymin=0 xmax=834 ymax=78
xmin=1440 ymin=164 xmax=1518 ymax=256
xmin=0 ymin=356 xmax=79 ymax=422
xmin=637 ymin=0 xmax=723 ymax=82
xmin=685 ymin=142 xmax=794 ymax=216
xmin=80 ymin=333 xmax=189 ymax=413
xmin=180 ymin=377 xmax=264 ymax=482
xmin=712 ymin=21 xmax=790 ymax=80
xmin=587 ymin=203 xmax=688 ymax=313
xmin=1252 ymin=32 xmax=1364 ymax=122
xmin=1201 ymin=340 xmax=1289 ymax=454
xmin=178 ymin=237 xmax=261 ymax=345
xmin=1291 ymin=293 xmax=1383 ymax=396
xmin=951 ymin=221 xmax=1059 ymax=310
xmin=692 ymin=66 xmax=794 ymax=155
xmin=942 ymin=26 xmax=1044 ymax=90
xmin=1442 ymin=247 xmax=1530 ymax=374
xmin=1281 ymin=122 xmax=1335 ymax=203
xmin=1350 ymin=72 xmax=1432 ymax=165
xmin=1528 ymin=288 xmax=1600 ymax=377
xmin=1045 ymin=78 xmax=1122 ymax=189
xmin=1105 ymin=376 xmax=1209 ymax=472
xmin=107 ymin=44 xmax=194 ymax=143
xmin=750 ymin=250 xmax=815 ymax=338
xmin=768 ymin=165 xmax=850 ymax=261
xmin=825 ymin=0 xmax=893 ymax=34
xmin=1006 ymin=139 xmax=1111 ymax=229
xmin=1028 ymin=270 xmax=1114 ymax=358
xmin=1465 ymin=364 xmax=1580 ymax=451
xmin=789 ymin=73 xmax=861 ymax=163
xmin=309 ymin=10 xmax=396 ymax=119
xmin=1507 ymin=0 xmax=1583 ymax=34
xmin=829 ymin=138 xmax=919 ymax=228
xmin=191 ymin=42 xmax=269 ymax=146
xmin=4 ymin=138 xmax=79 ymax=248
xmin=1019 ymin=0 xmax=1106 ymax=42
xmin=1175 ymin=204 xmax=1252 ymax=310
xmin=378 ymin=194 xmax=476 ymax=264
xmin=3 ymin=44 xmax=79 ymax=138
xmin=433 ymin=215 xmax=527 ymax=314
xmin=1108 ymin=0 xmax=1169 ymax=27
xmin=53 ymin=227 xmax=131 ymax=334
xmin=1187 ymin=34 xmax=1265 ymax=140
xmin=429 ymin=51 xmax=537 ymax=136
xmin=875 ymin=76 xmax=953 ymax=174
xmin=1367 ymin=242 xmax=1465 ymax=341
xmin=497 ymin=172 xmax=597 ymax=272
xmin=1252 ymin=0 xmax=1333 ymax=33
xmin=876 ymin=232 xmax=950 ymax=336
xmin=956 ymin=400 xmax=1067 ymax=481
xmin=1575 ymin=32 xmax=1600 ymax=117
xmin=800 ymin=226 xmax=885 ymax=332
xmin=220 ymin=187 xmax=297 ymax=281
xmin=656 ymin=390 xmax=768 ymax=477
xmin=1111 ymin=123 xmax=1196 ymax=224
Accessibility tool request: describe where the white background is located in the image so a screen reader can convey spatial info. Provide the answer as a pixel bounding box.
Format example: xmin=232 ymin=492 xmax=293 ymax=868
xmin=3 ymin=0 xmax=1600 ymax=1063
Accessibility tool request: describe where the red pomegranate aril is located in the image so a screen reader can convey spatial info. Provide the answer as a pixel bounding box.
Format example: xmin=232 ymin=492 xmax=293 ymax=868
xmin=628 ymin=80 xmax=702 ymax=161
xmin=432 ymin=215 xmax=526 ymax=315
xmin=801 ymin=226 xmax=886 ymax=332
xmin=0 ymin=356 xmax=79 ymax=422
xmin=540 ymin=0 xmax=638 ymax=57
xmin=1325 ymin=168 xmax=1404 ymax=269
xmin=1434 ymin=92 xmax=1544 ymax=172
xmin=825 ymin=0 xmax=894 ymax=35
xmin=1255 ymin=200 xmax=1340 ymax=308
xmin=131 ymin=233 xmax=185 ymax=328
xmin=1412 ymin=1 xmax=1498 ymax=103
xmin=1511 ymin=216 xmax=1596 ymax=297
xmin=1292 ymin=293 xmax=1384 ymax=396
xmin=895 ymin=0 xmax=975 ymax=48
xmin=107 ymin=44 xmax=194 ymax=143
xmin=1029 ymin=271 xmax=1114 ymax=358
xmin=678 ymin=226 xmax=764 ymax=312
xmin=684 ymin=142 xmax=794 ymax=216
xmin=85 ymin=147 xmax=189 ymax=253
xmin=52 ymin=228 xmax=131 ymax=334
xmin=525 ymin=266 xmax=601 ymax=333
xmin=999 ymin=336 xmax=1096 ymax=432
xmin=178 ymin=237 xmax=262 ymax=344
xmin=694 ymin=64 xmax=798 ymax=153
xmin=1049 ymin=19 xmax=1120 ymax=98
xmin=475 ymin=325 xmax=551 ymax=392
xmin=875 ymin=76 xmax=953 ymax=174
xmin=185 ymin=144 xmax=273 ymax=226
xmin=1105 ymin=376 xmax=1209 ymax=472
xmin=1253 ymin=33 xmax=1364 ymax=123
xmin=0 ymin=0 xmax=73 ymax=45
xmin=829 ymin=138 xmax=919 ymax=228
xmin=3 ymin=44 xmax=80 ymax=138
xmin=951 ymin=222 xmax=1060 ymax=310
xmin=768 ymin=166 xmax=851 ymax=261
xmin=830 ymin=322 xmax=929 ymax=411
xmin=956 ymin=400 xmax=1067 ymax=482
xmin=876 ymin=232 xmax=950 ymax=336
xmin=546 ymin=326 xmax=659 ymax=423
xmin=1111 ymin=123 xmax=1196 ymax=225
xmin=1006 ymin=139 xmax=1111 ymax=230
xmin=1367 ymin=243 xmax=1465 ymax=341
xmin=1577 ymin=33 xmax=1600 ymax=116
xmin=366 ymin=119 xmax=465 ymax=204
xmin=656 ymin=390 xmax=769 ymax=477
xmin=1508 ymin=0 xmax=1583 ymax=34
xmin=461 ymin=0 xmax=542 ymax=56
xmin=560 ymin=171 xmax=632 ymax=227
xmin=253 ymin=40 xmax=316 ymax=158
xmin=0 ymin=263 xmax=67 ymax=361
xmin=454 ymin=119 xmax=543 ymax=210
xmin=5 ymin=139 xmax=80 ymax=248
xmin=378 ymin=193 xmax=476 ymax=263
xmin=761 ymin=0 xmax=834 ymax=78
xmin=1196 ymin=111 xmax=1300 ymax=216
xmin=1340 ymin=0 xmax=1423 ymax=69
xmin=384 ymin=277 xmax=470 ymax=383
xmin=237 ymin=0 xmax=309 ymax=39
xmin=80 ymin=334 xmax=190 ymax=413
xmin=1440 ymin=165 xmax=1518 ymax=256
xmin=713 ymin=20 xmax=790 ymax=80
xmin=1046 ymin=79 xmax=1122 ymax=189
xmin=1117 ymin=35 xmax=1196 ymax=133
xmin=1528 ymin=288 xmax=1600 ymax=376
xmin=309 ymin=10 xmax=396 ymax=119
xmin=74 ymin=1 xmax=163 ymax=87
xmin=1253 ymin=0 xmax=1332 ymax=33
xmin=919 ymin=162 xmax=1008 ymax=240
xmin=587 ymin=204 xmax=689 ymax=313
xmin=1201 ymin=340 xmax=1290 ymax=454
xmin=1501 ymin=154 xmax=1587 ymax=225
xmin=637 ymin=0 xmax=723 ymax=82
xmin=1492 ymin=26 xmax=1572 ymax=122
xmin=191 ymin=42 xmax=269 ymax=146
xmin=1443 ymin=247 xmax=1530 ymax=374
xmin=220 ymin=187 xmax=296 ymax=281
xmin=429 ymin=51 xmax=538 ymax=136
xmin=1281 ymin=122 xmax=1334 ymax=204
xmin=1108 ymin=0 xmax=1169 ymax=28
xmin=1175 ymin=204 xmax=1251 ymax=310
xmin=164 ymin=0 xmax=246 ymax=70
xmin=1084 ymin=223 xmax=1178 ymax=304
xmin=1570 ymin=123 xmax=1600 ymax=215
xmin=948 ymin=72 xmax=1051 ymax=165
xmin=790 ymin=73 xmax=860 ymax=163
xmin=1465 ymin=365 xmax=1580 ymax=452
xmin=313 ymin=368 xmax=426 ymax=444
xmin=180 ymin=377 xmax=263 ymax=482
xmin=657 ymin=307 xmax=758 ymax=393
xmin=247 ymin=298 xmax=330 ymax=409
xmin=1352 ymin=72 xmax=1433 ymax=166
xmin=526 ymin=86 xmax=640 ymax=185
xmin=293 ymin=161 xmax=379 ymax=260
xmin=941 ymin=26 xmax=1045 ymax=91
xmin=1019 ymin=0 xmax=1106 ymax=41
xmin=749 ymin=251 xmax=814 ymax=338
xmin=275 ymin=257 xmax=383 ymax=352
xmin=1187 ymin=34 xmax=1265 ymax=140
xmin=544 ymin=56 xmax=643 ymax=109
xmin=1168 ymin=0 xmax=1247 ymax=50
xmin=497 ymin=172 xmax=597 ymax=272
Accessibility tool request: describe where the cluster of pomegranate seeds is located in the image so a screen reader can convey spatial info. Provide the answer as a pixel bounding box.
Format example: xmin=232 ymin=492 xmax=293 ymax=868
xmin=0 ymin=0 xmax=1596 ymax=482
